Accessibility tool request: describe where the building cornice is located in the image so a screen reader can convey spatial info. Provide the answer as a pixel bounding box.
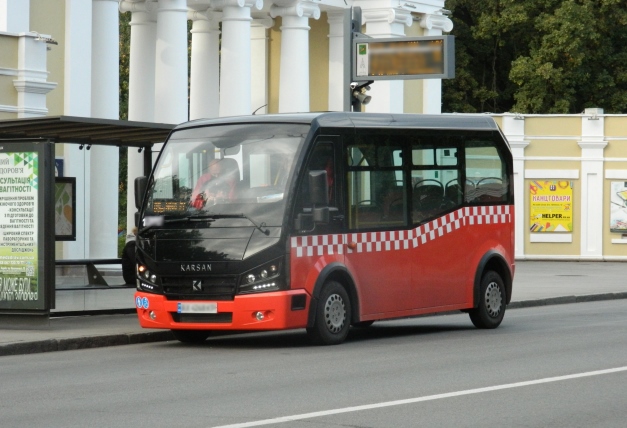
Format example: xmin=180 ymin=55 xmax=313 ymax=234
xmin=419 ymin=13 xmax=453 ymax=32
xmin=270 ymin=1 xmax=321 ymax=20
xmin=361 ymin=7 xmax=413 ymax=27
xmin=211 ymin=0 xmax=263 ymax=11
xmin=13 ymin=80 xmax=57 ymax=95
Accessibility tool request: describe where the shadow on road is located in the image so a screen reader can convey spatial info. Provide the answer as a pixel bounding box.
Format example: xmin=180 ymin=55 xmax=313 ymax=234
xmin=155 ymin=321 xmax=477 ymax=350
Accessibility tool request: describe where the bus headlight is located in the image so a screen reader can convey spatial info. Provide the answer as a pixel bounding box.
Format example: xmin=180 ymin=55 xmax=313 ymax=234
xmin=136 ymin=264 xmax=161 ymax=294
xmin=238 ymin=260 xmax=283 ymax=294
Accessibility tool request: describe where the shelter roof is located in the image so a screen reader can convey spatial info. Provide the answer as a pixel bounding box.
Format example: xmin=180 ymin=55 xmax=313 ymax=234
xmin=0 ymin=116 xmax=174 ymax=148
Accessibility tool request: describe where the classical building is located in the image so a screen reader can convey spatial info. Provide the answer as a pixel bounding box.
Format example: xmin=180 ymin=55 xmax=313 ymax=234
xmin=1 ymin=0 xmax=626 ymax=262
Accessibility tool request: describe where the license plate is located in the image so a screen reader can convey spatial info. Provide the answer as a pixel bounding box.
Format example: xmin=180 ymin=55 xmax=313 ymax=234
xmin=177 ymin=302 xmax=217 ymax=314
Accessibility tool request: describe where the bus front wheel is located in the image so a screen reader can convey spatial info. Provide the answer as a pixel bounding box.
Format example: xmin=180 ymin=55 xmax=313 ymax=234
xmin=171 ymin=329 xmax=211 ymax=344
xmin=307 ymin=281 xmax=351 ymax=345
xmin=469 ymin=270 xmax=506 ymax=329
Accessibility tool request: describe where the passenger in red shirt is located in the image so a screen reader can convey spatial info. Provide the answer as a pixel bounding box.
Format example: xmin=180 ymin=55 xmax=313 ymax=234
xmin=191 ymin=159 xmax=238 ymax=209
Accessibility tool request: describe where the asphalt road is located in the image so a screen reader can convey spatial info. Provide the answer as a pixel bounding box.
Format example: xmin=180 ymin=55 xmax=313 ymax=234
xmin=1 ymin=300 xmax=626 ymax=428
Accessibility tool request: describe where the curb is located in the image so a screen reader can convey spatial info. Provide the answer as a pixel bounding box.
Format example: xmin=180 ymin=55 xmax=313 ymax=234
xmin=0 ymin=330 xmax=173 ymax=357
xmin=508 ymin=292 xmax=627 ymax=309
xmin=2 ymin=293 xmax=626 ymax=357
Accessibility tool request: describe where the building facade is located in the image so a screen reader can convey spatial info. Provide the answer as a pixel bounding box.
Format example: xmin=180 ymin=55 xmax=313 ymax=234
xmin=1 ymin=0 xmax=626 ymax=260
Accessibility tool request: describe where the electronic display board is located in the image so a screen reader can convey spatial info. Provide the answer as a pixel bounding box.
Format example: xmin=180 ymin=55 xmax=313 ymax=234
xmin=353 ymin=35 xmax=454 ymax=81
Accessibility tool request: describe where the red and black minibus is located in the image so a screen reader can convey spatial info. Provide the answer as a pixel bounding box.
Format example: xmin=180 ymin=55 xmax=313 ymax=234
xmin=133 ymin=112 xmax=514 ymax=345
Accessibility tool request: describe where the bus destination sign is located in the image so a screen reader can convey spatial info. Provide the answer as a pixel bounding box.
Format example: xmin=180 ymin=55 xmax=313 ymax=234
xmin=353 ymin=35 xmax=455 ymax=81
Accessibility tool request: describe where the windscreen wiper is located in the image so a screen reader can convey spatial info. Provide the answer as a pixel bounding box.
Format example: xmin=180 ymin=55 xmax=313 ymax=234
xmin=140 ymin=213 xmax=269 ymax=235
xmin=207 ymin=213 xmax=270 ymax=236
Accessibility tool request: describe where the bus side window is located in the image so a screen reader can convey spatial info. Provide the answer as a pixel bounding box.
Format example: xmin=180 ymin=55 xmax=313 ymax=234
xmin=465 ymin=140 xmax=509 ymax=203
xmin=347 ymin=135 xmax=406 ymax=230
xmin=411 ymin=141 xmax=460 ymax=224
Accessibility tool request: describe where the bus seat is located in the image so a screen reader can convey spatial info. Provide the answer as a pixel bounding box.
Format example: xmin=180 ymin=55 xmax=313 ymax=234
xmin=219 ymin=158 xmax=240 ymax=180
xmin=413 ymin=184 xmax=444 ymax=222
xmin=465 ymin=181 xmax=479 ymax=203
xmin=445 ymin=182 xmax=463 ymax=205
xmin=383 ymin=189 xmax=404 ymax=221
xmin=215 ymin=158 xmax=240 ymax=199
xmin=475 ymin=178 xmax=506 ymax=202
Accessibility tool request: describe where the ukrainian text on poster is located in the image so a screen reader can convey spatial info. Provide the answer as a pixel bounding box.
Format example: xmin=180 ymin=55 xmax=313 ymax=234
xmin=0 ymin=152 xmax=39 ymax=307
xmin=610 ymin=181 xmax=627 ymax=233
xmin=529 ymin=180 xmax=573 ymax=232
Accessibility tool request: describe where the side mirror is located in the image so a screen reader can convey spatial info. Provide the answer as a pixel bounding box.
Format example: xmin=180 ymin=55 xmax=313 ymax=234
xmin=134 ymin=176 xmax=147 ymax=209
xmin=309 ymin=170 xmax=329 ymax=224
xmin=309 ymin=170 xmax=329 ymax=206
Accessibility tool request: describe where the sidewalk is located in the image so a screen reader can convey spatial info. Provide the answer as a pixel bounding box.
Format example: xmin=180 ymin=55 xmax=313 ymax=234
xmin=1 ymin=261 xmax=626 ymax=356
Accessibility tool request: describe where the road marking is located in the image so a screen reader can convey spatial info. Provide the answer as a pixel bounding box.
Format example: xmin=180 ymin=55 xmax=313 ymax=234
xmin=212 ymin=366 xmax=627 ymax=428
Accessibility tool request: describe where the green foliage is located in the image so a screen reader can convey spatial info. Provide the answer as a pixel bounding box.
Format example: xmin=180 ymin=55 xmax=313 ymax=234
xmin=118 ymin=12 xmax=131 ymax=255
xmin=119 ymin=12 xmax=130 ymax=121
xmin=443 ymin=0 xmax=627 ymax=114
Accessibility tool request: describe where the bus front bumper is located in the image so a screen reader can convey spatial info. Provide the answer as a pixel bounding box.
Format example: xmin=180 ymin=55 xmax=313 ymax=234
xmin=134 ymin=290 xmax=310 ymax=331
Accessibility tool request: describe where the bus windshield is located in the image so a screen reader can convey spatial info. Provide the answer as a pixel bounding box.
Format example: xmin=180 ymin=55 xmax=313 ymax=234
xmin=143 ymin=123 xmax=310 ymax=226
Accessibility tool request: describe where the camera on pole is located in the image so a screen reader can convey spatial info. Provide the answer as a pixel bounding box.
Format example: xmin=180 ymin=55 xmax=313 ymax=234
xmin=350 ymin=80 xmax=373 ymax=111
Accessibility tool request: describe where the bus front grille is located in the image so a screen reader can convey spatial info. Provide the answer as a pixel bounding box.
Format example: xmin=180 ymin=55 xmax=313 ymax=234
xmin=162 ymin=276 xmax=238 ymax=301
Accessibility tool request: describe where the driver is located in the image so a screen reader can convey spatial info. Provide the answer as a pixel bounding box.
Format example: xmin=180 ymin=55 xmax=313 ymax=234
xmin=191 ymin=159 xmax=237 ymax=209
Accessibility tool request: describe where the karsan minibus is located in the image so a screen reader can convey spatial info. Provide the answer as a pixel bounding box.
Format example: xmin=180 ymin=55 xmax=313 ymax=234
xmin=133 ymin=112 xmax=514 ymax=345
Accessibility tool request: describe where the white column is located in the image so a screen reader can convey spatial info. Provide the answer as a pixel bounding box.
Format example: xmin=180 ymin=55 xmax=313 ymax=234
xmin=13 ymin=34 xmax=57 ymax=117
xmin=154 ymin=0 xmax=188 ymax=124
xmin=89 ymin=0 xmax=119 ymax=258
xmin=121 ymin=0 xmax=157 ymax=122
xmin=327 ymin=10 xmax=346 ymax=112
xmin=189 ymin=9 xmax=221 ymax=120
xmin=212 ymin=0 xmax=263 ymax=117
xmin=92 ymin=0 xmax=119 ymax=119
xmin=419 ymin=13 xmax=453 ymax=114
xmin=578 ymin=108 xmax=607 ymax=260
xmin=63 ymin=0 xmax=93 ymax=259
xmin=361 ymin=7 xmax=411 ymax=113
xmin=501 ymin=114 xmax=529 ymax=259
xmin=120 ymin=0 xmax=157 ymax=236
xmin=271 ymin=1 xmax=320 ymax=113
xmin=250 ymin=16 xmax=273 ymax=115
xmin=0 ymin=0 xmax=29 ymax=33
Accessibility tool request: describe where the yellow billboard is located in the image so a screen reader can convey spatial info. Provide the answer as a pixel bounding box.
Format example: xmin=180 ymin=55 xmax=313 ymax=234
xmin=529 ymin=180 xmax=573 ymax=232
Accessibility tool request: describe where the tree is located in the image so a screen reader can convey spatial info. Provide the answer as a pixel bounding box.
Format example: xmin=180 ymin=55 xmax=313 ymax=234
xmin=442 ymin=0 xmax=627 ymax=114
xmin=510 ymin=0 xmax=627 ymax=113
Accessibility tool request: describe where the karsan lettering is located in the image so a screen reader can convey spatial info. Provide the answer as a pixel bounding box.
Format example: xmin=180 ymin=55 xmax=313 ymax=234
xmin=180 ymin=263 xmax=212 ymax=272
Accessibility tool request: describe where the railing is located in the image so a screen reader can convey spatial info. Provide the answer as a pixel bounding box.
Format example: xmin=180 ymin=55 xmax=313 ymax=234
xmin=55 ymin=259 xmax=130 ymax=289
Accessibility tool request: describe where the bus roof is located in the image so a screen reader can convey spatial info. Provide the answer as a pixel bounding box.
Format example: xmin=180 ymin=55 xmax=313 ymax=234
xmin=177 ymin=112 xmax=500 ymax=132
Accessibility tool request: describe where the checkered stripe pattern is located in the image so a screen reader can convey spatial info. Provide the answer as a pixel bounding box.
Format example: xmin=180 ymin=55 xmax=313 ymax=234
xmin=291 ymin=234 xmax=345 ymax=258
xmin=291 ymin=205 xmax=512 ymax=257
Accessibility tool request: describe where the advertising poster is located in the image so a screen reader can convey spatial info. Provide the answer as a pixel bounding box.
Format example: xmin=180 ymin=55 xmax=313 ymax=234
xmin=529 ymin=180 xmax=573 ymax=232
xmin=55 ymin=177 xmax=76 ymax=240
xmin=610 ymin=181 xmax=627 ymax=233
xmin=0 ymin=152 xmax=40 ymax=309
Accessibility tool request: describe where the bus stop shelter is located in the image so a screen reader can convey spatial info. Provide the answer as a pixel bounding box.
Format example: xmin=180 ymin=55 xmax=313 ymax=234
xmin=0 ymin=116 xmax=174 ymax=326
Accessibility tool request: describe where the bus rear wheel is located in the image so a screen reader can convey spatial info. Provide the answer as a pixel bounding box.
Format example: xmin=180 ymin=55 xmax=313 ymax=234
xmin=307 ymin=281 xmax=351 ymax=345
xmin=171 ymin=329 xmax=211 ymax=344
xmin=469 ymin=270 xmax=506 ymax=329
